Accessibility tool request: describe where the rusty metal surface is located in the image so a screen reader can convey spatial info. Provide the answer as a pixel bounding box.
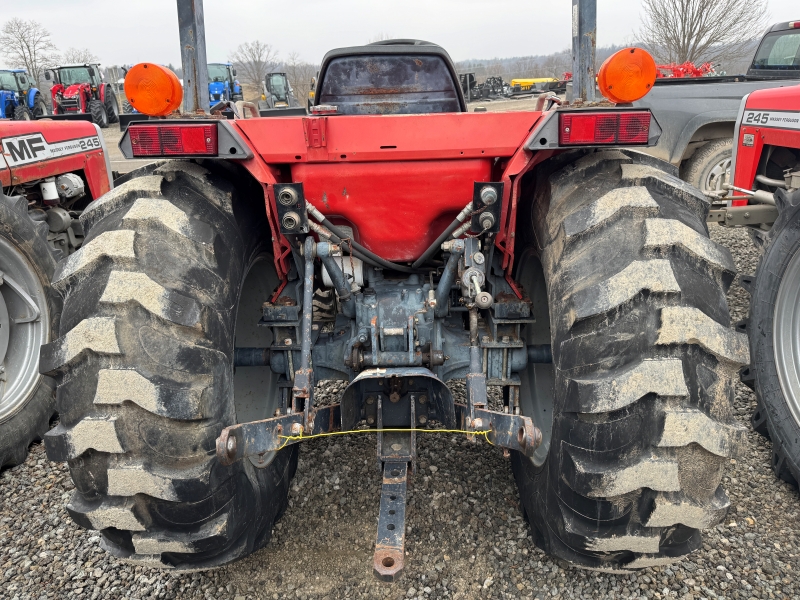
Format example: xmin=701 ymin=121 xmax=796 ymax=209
xmin=215 ymin=404 xmax=341 ymax=465
xmin=373 ymin=461 xmax=408 ymax=582
xmin=454 ymin=403 xmax=541 ymax=457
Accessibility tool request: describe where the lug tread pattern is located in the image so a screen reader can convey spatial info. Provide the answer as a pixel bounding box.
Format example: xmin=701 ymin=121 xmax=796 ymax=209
xmin=512 ymin=149 xmax=745 ymax=570
xmin=45 ymin=161 xmax=297 ymax=570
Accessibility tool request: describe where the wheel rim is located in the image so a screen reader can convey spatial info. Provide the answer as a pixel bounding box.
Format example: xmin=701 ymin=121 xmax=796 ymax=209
xmin=233 ymin=254 xmax=281 ymax=467
xmin=515 ymin=248 xmax=554 ymax=467
xmin=0 ymin=236 xmax=50 ymax=422
xmin=704 ymin=155 xmax=731 ymax=193
xmin=774 ymin=246 xmax=800 ymax=428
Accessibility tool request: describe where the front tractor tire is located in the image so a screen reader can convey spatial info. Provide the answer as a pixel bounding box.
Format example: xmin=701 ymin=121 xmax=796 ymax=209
xmin=512 ymin=149 xmax=748 ymax=571
xmin=0 ymin=192 xmax=60 ymax=468
xmin=88 ymin=99 xmax=109 ymax=128
xmin=41 ymin=161 xmax=297 ymax=569
xmin=13 ymin=105 xmax=32 ymax=121
xmin=742 ymin=188 xmax=800 ymax=487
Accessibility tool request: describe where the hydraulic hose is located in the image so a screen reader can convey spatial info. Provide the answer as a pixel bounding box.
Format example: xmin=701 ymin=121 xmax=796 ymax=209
xmin=306 ymin=201 xmax=424 ymax=274
xmin=412 ymin=202 xmax=473 ymax=268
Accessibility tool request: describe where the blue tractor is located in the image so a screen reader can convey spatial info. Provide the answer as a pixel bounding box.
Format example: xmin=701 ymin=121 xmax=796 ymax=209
xmin=0 ymin=69 xmax=49 ymax=120
xmin=208 ymin=62 xmax=243 ymax=103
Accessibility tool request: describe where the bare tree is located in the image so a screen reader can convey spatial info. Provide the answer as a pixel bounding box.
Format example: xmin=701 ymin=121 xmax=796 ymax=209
xmin=637 ymin=0 xmax=768 ymax=65
xmin=0 ymin=18 xmax=59 ymax=86
xmin=229 ymin=41 xmax=279 ymax=88
xmin=63 ymin=47 xmax=99 ymax=64
xmin=285 ymin=52 xmax=318 ymax=102
xmin=367 ymin=33 xmax=393 ymax=44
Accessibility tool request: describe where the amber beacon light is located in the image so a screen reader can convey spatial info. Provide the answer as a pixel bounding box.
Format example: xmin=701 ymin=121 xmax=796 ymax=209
xmin=124 ymin=63 xmax=183 ymax=117
xmin=597 ymin=48 xmax=657 ymax=104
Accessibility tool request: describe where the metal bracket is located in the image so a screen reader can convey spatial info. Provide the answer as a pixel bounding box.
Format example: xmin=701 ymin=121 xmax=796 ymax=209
xmin=274 ymin=183 xmax=309 ymax=234
xmin=471 ymin=182 xmax=504 ymax=234
xmin=373 ymin=461 xmax=408 ymax=582
xmin=216 ymin=404 xmax=341 ymax=465
xmin=455 ymin=403 xmax=541 ymax=457
xmin=0 ymin=270 xmax=41 ymax=324
xmin=707 ymin=204 xmax=778 ymax=227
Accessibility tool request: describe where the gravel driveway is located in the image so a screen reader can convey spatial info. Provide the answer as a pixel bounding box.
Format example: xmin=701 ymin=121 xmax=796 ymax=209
xmin=1 ymin=133 xmax=798 ymax=600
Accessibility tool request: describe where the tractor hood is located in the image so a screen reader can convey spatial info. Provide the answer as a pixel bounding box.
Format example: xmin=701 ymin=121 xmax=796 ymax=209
xmin=61 ymin=84 xmax=86 ymax=98
xmin=209 ymin=81 xmax=227 ymax=97
xmin=745 ymin=82 xmax=800 ymax=113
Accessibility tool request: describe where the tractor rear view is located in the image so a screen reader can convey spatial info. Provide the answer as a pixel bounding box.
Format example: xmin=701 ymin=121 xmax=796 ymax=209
xmin=42 ymin=28 xmax=749 ymax=578
xmin=47 ymin=64 xmax=120 ymax=128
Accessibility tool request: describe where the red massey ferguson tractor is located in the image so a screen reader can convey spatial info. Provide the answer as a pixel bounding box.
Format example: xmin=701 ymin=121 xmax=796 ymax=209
xmin=708 ymin=83 xmax=800 ymax=489
xmin=0 ymin=118 xmax=112 ymax=469
xmin=41 ymin=44 xmax=749 ymax=577
xmin=46 ymin=64 xmax=119 ymax=128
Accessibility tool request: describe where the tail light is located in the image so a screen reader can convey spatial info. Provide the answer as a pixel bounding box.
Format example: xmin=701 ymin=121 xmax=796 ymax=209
xmin=559 ymin=111 xmax=651 ymax=146
xmin=129 ymin=124 xmax=217 ymax=157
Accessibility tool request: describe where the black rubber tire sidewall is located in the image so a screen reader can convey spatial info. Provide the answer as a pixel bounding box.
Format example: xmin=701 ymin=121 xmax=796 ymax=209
xmin=13 ymin=105 xmax=31 ymax=121
xmin=748 ymin=194 xmax=800 ymax=486
xmin=105 ymin=89 xmax=119 ymax=123
xmin=0 ymin=197 xmax=60 ymax=468
xmin=682 ymin=138 xmax=733 ymax=193
xmin=89 ymin=99 xmax=108 ymax=128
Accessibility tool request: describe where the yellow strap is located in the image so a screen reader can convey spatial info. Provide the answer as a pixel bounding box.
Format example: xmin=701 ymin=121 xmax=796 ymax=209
xmin=278 ymin=427 xmax=492 ymax=449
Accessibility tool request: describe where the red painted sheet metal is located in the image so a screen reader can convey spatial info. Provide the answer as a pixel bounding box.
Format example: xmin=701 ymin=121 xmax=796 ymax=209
xmin=0 ymin=121 xmax=110 ymax=198
xmin=745 ymin=83 xmax=800 ymax=112
xmin=234 ymin=111 xmax=542 ymax=163
xmin=734 ymin=125 xmax=800 ymax=192
xmin=294 ymin=159 xmax=492 ymax=261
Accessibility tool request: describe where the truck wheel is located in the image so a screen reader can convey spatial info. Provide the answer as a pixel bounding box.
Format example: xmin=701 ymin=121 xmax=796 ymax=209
xmin=0 ymin=192 xmax=60 ymax=468
xmin=105 ymin=90 xmax=120 ymax=124
xmin=741 ymin=189 xmax=800 ymax=487
xmin=13 ymin=105 xmax=31 ymax=121
xmin=89 ymin=99 xmax=109 ymax=128
xmin=681 ymin=138 xmax=732 ymax=194
xmin=512 ymin=149 xmax=748 ymax=570
xmin=41 ymin=161 xmax=297 ymax=569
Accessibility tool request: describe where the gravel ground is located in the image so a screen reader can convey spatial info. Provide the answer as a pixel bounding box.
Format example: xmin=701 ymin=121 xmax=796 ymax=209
xmin=2 ymin=143 xmax=799 ymax=599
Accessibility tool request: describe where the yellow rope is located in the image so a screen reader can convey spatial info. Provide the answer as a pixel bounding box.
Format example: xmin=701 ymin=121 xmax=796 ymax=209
xmin=278 ymin=427 xmax=492 ymax=449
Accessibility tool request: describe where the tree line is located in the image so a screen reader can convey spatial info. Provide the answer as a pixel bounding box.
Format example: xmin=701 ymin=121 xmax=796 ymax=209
xmin=1 ymin=0 xmax=769 ymax=97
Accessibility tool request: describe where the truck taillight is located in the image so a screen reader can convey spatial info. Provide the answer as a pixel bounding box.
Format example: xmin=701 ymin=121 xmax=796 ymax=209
xmin=129 ymin=124 xmax=217 ymax=157
xmin=558 ymin=111 xmax=651 ymax=146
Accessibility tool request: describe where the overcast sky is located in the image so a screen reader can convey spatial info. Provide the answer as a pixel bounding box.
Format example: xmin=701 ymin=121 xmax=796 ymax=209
xmin=4 ymin=0 xmax=798 ymax=67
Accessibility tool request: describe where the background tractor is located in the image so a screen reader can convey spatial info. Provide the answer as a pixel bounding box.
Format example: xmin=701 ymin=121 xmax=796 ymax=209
xmin=40 ymin=0 xmax=748 ymax=575
xmin=709 ymin=83 xmax=800 ymax=489
xmin=46 ymin=64 xmax=120 ymax=128
xmin=0 ymin=70 xmax=49 ymax=120
xmin=208 ymin=62 xmax=242 ymax=103
xmin=258 ymin=71 xmax=301 ymax=110
xmin=0 ymin=118 xmax=112 ymax=469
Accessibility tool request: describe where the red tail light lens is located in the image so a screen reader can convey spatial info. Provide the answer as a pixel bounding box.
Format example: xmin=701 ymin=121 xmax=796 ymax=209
xmin=559 ymin=111 xmax=651 ymax=146
xmin=129 ymin=124 xmax=217 ymax=157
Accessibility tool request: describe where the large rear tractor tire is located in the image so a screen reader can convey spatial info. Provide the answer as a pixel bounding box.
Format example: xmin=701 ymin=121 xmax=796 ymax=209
xmin=741 ymin=188 xmax=800 ymax=487
xmin=41 ymin=161 xmax=297 ymax=569
xmin=89 ymin=99 xmax=109 ymax=128
xmin=13 ymin=105 xmax=32 ymax=121
xmin=512 ymin=149 xmax=749 ymax=571
xmin=0 ymin=192 xmax=60 ymax=468
xmin=105 ymin=89 xmax=120 ymax=124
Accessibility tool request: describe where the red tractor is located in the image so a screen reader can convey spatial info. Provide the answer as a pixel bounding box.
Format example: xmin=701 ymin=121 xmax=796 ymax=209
xmin=41 ymin=42 xmax=749 ymax=577
xmin=46 ymin=64 xmax=119 ymax=128
xmin=0 ymin=118 xmax=112 ymax=469
xmin=709 ymin=83 xmax=800 ymax=488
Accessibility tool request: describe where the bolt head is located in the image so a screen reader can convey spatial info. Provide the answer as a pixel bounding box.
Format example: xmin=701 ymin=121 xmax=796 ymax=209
xmin=284 ymin=338 xmax=293 ymax=346
xmin=290 ymin=423 xmax=303 ymax=436
xmin=418 ymin=415 xmax=428 ymax=425
xmin=473 ymin=418 xmax=483 ymax=430
xmin=366 ymin=396 xmax=375 ymax=405
xmin=418 ymin=394 xmax=428 ymax=405
xmin=225 ymin=436 xmax=237 ymax=454
xmin=367 ymin=416 xmax=375 ymax=425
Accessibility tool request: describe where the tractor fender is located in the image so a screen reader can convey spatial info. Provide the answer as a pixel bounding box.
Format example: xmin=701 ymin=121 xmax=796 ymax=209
xmin=26 ymin=87 xmax=39 ymax=109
